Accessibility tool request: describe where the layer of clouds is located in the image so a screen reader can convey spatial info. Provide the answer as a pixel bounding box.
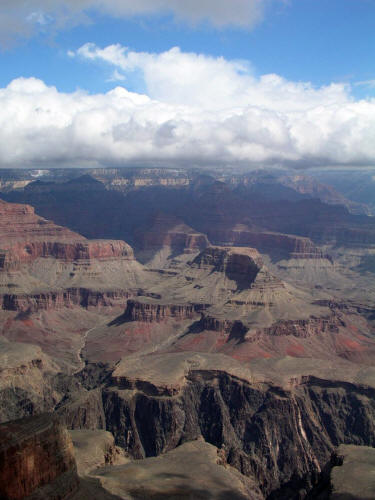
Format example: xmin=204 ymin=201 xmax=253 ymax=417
xmin=1 ymin=45 xmax=375 ymax=169
xmin=0 ymin=0 xmax=267 ymax=46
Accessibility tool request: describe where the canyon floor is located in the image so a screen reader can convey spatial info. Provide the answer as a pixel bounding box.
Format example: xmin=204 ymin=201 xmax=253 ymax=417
xmin=0 ymin=167 xmax=375 ymax=499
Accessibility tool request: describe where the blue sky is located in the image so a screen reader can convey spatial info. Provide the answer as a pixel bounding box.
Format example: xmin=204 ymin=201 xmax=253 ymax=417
xmin=0 ymin=0 xmax=374 ymax=169
xmin=1 ymin=0 xmax=374 ymax=97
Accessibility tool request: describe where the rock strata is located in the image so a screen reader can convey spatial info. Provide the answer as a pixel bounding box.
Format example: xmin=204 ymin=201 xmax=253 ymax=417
xmin=103 ymin=353 xmax=375 ymax=498
xmin=1 ymin=289 xmax=132 ymax=312
xmin=209 ymin=226 xmax=328 ymax=260
xmin=137 ymin=213 xmax=209 ymax=253
xmin=0 ymin=414 xmax=79 ymax=500
xmin=192 ymin=246 xmax=263 ymax=288
xmin=121 ymin=299 xmax=206 ymax=323
xmin=0 ymin=198 xmax=135 ymax=270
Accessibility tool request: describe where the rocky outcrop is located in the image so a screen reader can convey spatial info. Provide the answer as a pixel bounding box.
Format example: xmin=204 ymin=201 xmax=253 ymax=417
xmin=69 ymin=429 xmax=128 ymax=476
xmin=0 ymin=198 xmax=82 ymax=244
xmin=209 ymin=227 xmax=328 ymax=260
xmin=1 ymin=288 xmax=133 ymax=312
xmin=251 ymin=316 xmax=342 ymax=339
xmin=190 ymin=314 xmax=249 ymax=341
xmin=91 ymin=168 xmax=191 ymax=191
xmin=79 ymin=439 xmax=260 ymax=500
xmin=0 ymin=414 xmax=79 ymax=500
xmin=188 ymin=314 xmax=342 ymax=342
xmin=0 ymin=199 xmax=135 ymax=270
xmin=1 ymin=240 xmax=134 ymax=270
xmin=192 ymin=246 xmax=263 ymax=289
xmin=0 ymin=339 xmax=60 ymax=423
xmin=57 ymin=388 xmax=106 ymax=431
xmin=121 ymin=299 xmax=207 ymax=323
xmin=102 ymin=358 xmax=375 ymax=499
xmin=136 ymin=213 xmax=209 ymax=253
xmin=0 ymin=199 xmax=146 ymax=315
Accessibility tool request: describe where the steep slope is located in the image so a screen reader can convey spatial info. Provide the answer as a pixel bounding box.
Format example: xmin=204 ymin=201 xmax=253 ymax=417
xmin=0 ymin=414 xmax=79 ymax=500
xmin=135 ymin=212 xmax=209 ymax=266
xmin=78 ymin=245 xmax=375 ymax=367
xmin=87 ymin=352 xmax=375 ymax=499
xmin=0 ymin=198 xmax=153 ymax=373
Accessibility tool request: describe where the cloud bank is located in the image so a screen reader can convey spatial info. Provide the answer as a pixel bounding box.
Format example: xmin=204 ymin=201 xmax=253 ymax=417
xmin=0 ymin=0 xmax=267 ymax=46
xmin=1 ymin=45 xmax=375 ymax=169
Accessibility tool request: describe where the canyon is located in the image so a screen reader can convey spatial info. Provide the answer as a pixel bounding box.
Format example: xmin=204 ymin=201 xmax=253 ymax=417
xmin=0 ymin=167 xmax=375 ymax=499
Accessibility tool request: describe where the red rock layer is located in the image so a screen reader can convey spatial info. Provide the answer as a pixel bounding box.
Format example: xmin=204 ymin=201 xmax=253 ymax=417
xmin=0 ymin=199 xmax=82 ymax=243
xmin=195 ymin=315 xmax=341 ymax=340
xmin=1 ymin=289 xmax=133 ymax=312
xmin=0 ymin=199 xmax=134 ymax=269
xmin=123 ymin=299 xmax=207 ymax=323
xmin=248 ymin=316 xmax=343 ymax=340
xmin=209 ymin=228 xmax=327 ymax=259
xmin=0 ymin=414 xmax=79 ymax=500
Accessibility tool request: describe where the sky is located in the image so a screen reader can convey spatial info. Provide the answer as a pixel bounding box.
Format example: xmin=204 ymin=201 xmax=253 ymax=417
xmin=0 ymin=0 xmax=374 ymax=169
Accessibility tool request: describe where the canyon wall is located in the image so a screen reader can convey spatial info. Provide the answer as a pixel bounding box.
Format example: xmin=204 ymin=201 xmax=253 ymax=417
xmin=0 ymin=414 xmax=79 ymax=500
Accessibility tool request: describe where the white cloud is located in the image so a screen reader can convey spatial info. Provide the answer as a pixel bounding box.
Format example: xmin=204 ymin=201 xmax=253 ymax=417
xmin=73 ymin=43 xmax=351 ymax=112
xmin=1 ymin=46 xmax=375 ymax=169
xmin=106 ymin=69 xmax=126 ymax=83
xmin=355 ymin=79 xmax=375 ymax=89
xmin=0 ymin=0 xmax=269 ymax=46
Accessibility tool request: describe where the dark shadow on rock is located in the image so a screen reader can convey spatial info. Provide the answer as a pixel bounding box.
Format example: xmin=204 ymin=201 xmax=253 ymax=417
xmin=15 ymin=307 xmax=32 ymax=320
xmin=227 ymin=321 xmax=248 ymax=344
xmin=73 ymin=477 xmax=124 ymax=500
xmin=107 ymin=312 xmax=130 ymax=327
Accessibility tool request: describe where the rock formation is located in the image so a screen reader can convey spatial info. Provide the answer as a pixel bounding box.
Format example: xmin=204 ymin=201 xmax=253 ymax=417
xmin=0 ymin=198 xmax=147 ymax=313
xmin=79 ymin=439 xmax=260 ymax=500
xmin=1 ymin=168 xmax=375 ymax=499
xmin=121 ymin=299 xmax=206 ymax=323
xmin=205 ymin=225 xmax=328 ymax=261
xmin=0 ymin=414 xmax=79 ymax=500
xmin=98 ymin=353 xmax=375 ymax=498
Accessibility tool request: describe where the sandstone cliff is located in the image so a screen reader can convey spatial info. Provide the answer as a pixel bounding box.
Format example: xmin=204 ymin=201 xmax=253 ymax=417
xmin=0 ymin=199 xmax=148 ymax=314
xmin=121 ymin=299 xmax=207 ymax=323
xmin=0 ymin=414 xmax=79 ymax=500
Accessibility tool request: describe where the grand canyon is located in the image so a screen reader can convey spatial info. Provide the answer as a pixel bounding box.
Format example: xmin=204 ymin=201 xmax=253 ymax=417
xmin=0 ymin=167 xmax=375 ymax=499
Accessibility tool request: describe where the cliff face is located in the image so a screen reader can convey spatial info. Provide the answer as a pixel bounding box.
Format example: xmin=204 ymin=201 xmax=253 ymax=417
xmin=121 ymin=299 xmax=207 ymax=323
xmin=0 ymin=339 xmax=60 ymax=423
xmin=136 ymin=213 xmax=209 ymax=253
xmin=192 ymin=246 xmax=263 ymax=289
xmin=102 ymin=365 xmax=375 ymax=499
xmin=0 ymin=199 xmax=134 ymax=270
xmin=208 ymin=227 xmax=327 ymax=260
xmin=1 ymin=289 xmax=132 ymax=312
xmin=0 ymin=199 xmax=146 ymax=315
xmin=187 ymin=315 xmax=342 ymax=341
xmin=0 ymin=414 xmax=79 ymax=500
xmin=253 ymin=316 xmax=341 ymax=339
xmin=0 ymin=198 xmax=82 ymax=244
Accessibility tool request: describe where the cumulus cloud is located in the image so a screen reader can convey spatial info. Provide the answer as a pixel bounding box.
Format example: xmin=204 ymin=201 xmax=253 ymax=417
xmin=0 ymin=0 xmax=267 ymax=46
xmin=73 ymin=43 xmax=351 ymax=112
xmin=0 ymin=46 xmax=375 ymax=169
